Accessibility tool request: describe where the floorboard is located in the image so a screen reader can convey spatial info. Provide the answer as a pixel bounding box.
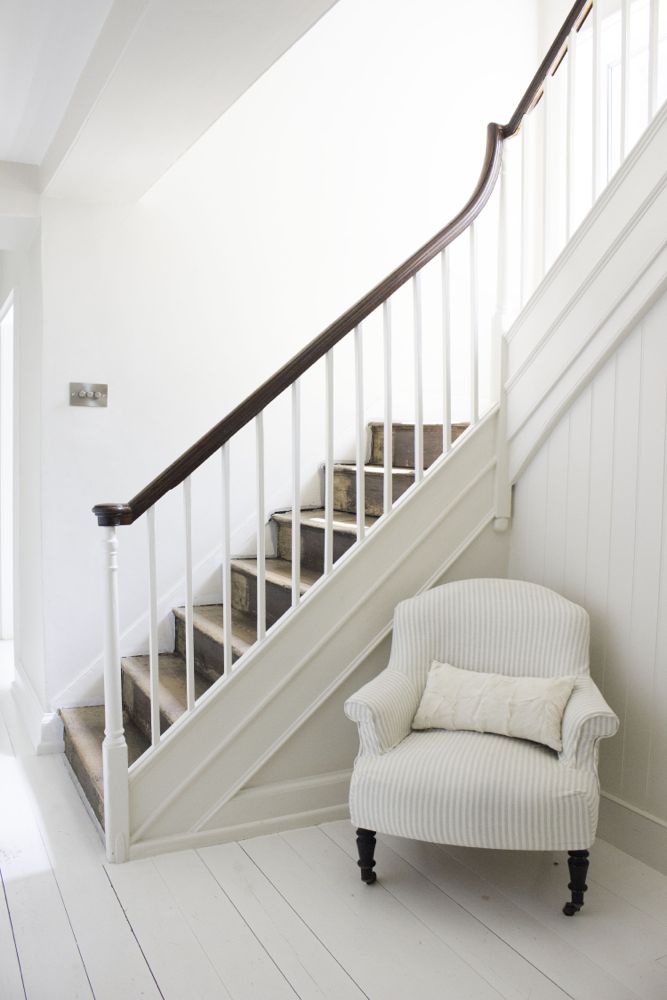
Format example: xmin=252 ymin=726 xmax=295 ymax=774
xmin=199 ymin=841 xmax=366 ymax=1000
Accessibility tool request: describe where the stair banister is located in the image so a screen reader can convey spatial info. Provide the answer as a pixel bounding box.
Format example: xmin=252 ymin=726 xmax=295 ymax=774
xmin=91 ymin=0 xmax=599 ymax=863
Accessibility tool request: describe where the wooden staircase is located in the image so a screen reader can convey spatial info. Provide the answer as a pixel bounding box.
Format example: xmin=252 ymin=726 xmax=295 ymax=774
xmin=61 ymin=420 xmax=466 ymax=827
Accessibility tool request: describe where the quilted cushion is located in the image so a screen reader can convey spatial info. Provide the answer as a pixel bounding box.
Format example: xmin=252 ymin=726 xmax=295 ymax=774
xmin=349 ymin=729 xmax=599 ymax=850
xmin=412 ymin=660 xmax=576 ymax=751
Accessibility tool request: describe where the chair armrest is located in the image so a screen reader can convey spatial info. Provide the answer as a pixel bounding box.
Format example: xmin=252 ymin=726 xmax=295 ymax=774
xmin=344 ymin=669 xmax=422 ymax=756
xmin=559 ymin=676 xmax=619 ymax=771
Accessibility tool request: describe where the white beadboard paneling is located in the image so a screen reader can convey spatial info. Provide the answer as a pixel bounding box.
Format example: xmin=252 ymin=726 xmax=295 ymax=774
xmin=509 ymin=287 xmax=667 ymax=822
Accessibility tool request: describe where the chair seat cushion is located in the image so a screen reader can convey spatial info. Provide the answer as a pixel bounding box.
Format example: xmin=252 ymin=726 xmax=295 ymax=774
xmin=349 ymin=730 xmax=599 ymax=851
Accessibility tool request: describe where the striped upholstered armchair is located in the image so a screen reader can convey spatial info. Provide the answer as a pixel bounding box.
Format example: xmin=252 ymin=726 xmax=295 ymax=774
xmin=344 ymin=578 xmax=619 ymax=915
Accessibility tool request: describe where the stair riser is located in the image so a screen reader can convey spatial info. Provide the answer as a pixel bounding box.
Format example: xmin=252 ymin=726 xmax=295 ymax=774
xmin=369 ymin=423 xmax=467 ymax=468
xmin=122 ymin=670 xmax=172 ymax=744
xmin=275 ymin=519 xmax=355 ymax=573
xmin=231 ymin=566 xmax=291 ymax=628
xmin=334 ymin=468 xmax=413 ymax=516
xmin=63 ymin=727 xmax=105 ymax=828
xmin=174 ymin=615 xmax=242 ymax=684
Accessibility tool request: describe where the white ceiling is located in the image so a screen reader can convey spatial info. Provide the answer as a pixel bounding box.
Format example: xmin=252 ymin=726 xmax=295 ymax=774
xmin=0 ymin=0 xmax=113 ymax=164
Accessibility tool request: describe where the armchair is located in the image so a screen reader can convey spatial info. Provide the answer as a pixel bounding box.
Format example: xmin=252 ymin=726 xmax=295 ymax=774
xmin=344 ymin=579 xmax=619 ymax=915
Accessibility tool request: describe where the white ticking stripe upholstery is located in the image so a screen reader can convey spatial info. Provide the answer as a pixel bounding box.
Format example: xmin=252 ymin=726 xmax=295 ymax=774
xmin=345 ymin=579 xmax=619 ymax=851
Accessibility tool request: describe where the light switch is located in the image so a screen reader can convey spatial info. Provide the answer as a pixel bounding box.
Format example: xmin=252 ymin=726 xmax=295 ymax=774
xmin=70 ymin=382 xmax=108 ymax=407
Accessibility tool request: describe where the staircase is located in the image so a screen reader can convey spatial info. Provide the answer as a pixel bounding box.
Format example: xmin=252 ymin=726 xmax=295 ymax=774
xmin=62 ymin=421 xmax=466 ymax=827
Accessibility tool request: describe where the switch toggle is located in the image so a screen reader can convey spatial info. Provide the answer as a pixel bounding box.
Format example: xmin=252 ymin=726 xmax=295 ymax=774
xmin=70 ymin=382 xmax=108 ymax=407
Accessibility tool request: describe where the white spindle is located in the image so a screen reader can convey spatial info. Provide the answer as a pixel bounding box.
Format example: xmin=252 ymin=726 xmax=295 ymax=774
xmin=255 ymin=414 xmax=266 ymax=641
xmin=469 ymin=222 xmax=479 ymax=424
xmin=520 ymin=118 xmax=529 ymax=307
xmin=383 ymin=301 xmax=393 ymax=516
xmin=221 ymin=442 xmax=233 ymax=673
xmin=354 ymin=325 xmax=365 ymax=542
xmin=441 ymin=249 xmax=452 ymax=452
xmin=413 ymin=273 xmax=424 ymax=482
xmin=541 ymin=73 xmax=551 ymax=276
xmin=649 ymin=0 xmax=659 ymax=120
xmin=291 ymin=381 xmax=301 ymax=607
xmin=324 ymin=350 xmax=334 ymax=574
xmin=493 ymin=151 xmax=511 ymax=404
xmin=566 ymin=26 xmax=577 ymax=240
xmin=101 ymin=526 xmax=129 ymax=863
xmin=621 ymin=0 xmax=631 ymax=159
xmin=146 ymin=506 xmax=160 ymax=747
xmin=592 ymin=0 xmax=601 ymax=201
xmin=182 ymin=477 xmax=195 ymax=712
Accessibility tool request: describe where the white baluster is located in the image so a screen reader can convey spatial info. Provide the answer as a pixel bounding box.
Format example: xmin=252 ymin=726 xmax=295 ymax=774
xmin=147 ymin=507 xmax=160 ymax=746
xmin=255 ymin=414 xmax=266 ymax=641
xmin=101 ymin=526 xmax=129 ymax=863
xmin=441 ymin=249 xmax=452 ymax=452
xmin=493 ymin=151 xmax=511 ymax=405
xmin=566 ymin=26 xmax=577 ymax=240
xmin=291 ymin=381 xmax=301 ymax=607
xmin=520 ymin=118 xmax=529 ymax=307
xmin=469 ymin=222 xmax=479 ymax=424
xmin=183 ymin=478 xmax=195 ymax=711
xmin=354 ymin=325 xmax=365 ymax=542
xmin=413 ymin=273 xmax=424 ymax=482
xmin=383 ymin=301 xmax=393 ymax=516
xmin=649 ymin=0 xmax=659 ymax=120
xmin=621 ymin=0 xmax=631 ymax=160
xmin=592 ymin=0 xmax=601 ymax=202
xmin=541 ymin=72 xmax=551 ymax=276
xmin=221 ymin=442 xmax=233 ymax=673
xmin=324 ymin=349 xmax=334 ymax=574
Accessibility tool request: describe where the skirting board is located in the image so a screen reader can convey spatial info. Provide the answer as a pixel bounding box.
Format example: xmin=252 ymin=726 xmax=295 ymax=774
xmin=12 ymin=660 xmax=63 ymax=754
xmin=598 ymin=792 xmax=667 ymax=876
xmin=128 ymin=768 xmax=352 ymax=860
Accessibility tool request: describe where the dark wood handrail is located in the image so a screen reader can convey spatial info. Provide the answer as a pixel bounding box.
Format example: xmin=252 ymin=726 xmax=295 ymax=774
xmin=93 ymin=0 xmax=588 ymax=527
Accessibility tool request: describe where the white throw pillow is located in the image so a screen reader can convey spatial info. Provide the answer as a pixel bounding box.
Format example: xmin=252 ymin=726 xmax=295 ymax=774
xmin=411 ymin=661 xmax=577 ymax=751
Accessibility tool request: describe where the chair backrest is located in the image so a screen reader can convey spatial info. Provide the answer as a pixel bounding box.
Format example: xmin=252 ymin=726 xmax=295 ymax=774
xmin=389 ymin=578 xmax=589 ymax=687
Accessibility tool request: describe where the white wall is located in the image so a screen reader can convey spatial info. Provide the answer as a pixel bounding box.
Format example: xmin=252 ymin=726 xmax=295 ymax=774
xmin=30 ymin=0 xmax=540 ymax=707
xmin=509 ymin=287 xmax=667 ymax=825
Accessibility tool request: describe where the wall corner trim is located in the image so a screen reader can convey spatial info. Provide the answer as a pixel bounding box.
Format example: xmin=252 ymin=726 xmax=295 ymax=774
xmin=11 ymin=661 xmax=64 ymax=754
xmin=598 ymin=792 xmax=667 ymax=876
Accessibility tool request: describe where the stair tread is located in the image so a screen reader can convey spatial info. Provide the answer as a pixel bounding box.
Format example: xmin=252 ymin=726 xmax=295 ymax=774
xmin=333 ymin=462 xmax=415 ymax=476
xmin=172 ymin=604 xmax=256 ymax=653
xmin=272 ymin=507 xmax=377 ymax=534
xmin=367 ymin=420 xmax=468 ymax=430
xmin=60 ymin=705 xmax=149 ymax=826
xmin=122 ymin=652 xmax=211 ymax=723
xmin=232 ymin=556 xmax=320 ymax=591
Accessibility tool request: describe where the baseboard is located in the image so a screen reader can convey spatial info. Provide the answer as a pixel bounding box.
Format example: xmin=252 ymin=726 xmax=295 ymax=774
xmin=598 ymin=792 xmax=667 ymax=876
xmin=11 ymin=660 xmax=63 ymax=754
xmin=129 ymin=769 xmax=352 ymax=861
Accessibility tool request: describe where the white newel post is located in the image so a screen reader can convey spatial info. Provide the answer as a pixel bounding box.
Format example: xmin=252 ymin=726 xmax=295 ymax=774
xmin=101 ymin=526 xmax=129 ymax=862
xmin=493 ymin=147 xmax=512 ymax=532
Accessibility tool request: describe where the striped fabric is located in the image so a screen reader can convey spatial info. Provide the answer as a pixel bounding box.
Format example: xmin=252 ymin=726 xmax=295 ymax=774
xmin=345 ymin=579 xmax=619 ymax=851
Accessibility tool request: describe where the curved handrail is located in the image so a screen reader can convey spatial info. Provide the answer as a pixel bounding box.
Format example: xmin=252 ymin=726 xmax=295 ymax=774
xmin=93 ymin=0 xmax=589 ymax=527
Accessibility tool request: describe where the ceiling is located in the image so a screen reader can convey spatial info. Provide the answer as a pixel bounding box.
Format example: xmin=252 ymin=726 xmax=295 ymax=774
xmin=0 ymin=0 xmax=113 ymax=164
xmin=0 ymin=0 xmax=339 ymax=205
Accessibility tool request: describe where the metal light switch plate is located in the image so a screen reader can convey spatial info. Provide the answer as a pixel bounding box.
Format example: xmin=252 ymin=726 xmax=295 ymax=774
xmin=69 ymin=382 xmax=108 ymax=407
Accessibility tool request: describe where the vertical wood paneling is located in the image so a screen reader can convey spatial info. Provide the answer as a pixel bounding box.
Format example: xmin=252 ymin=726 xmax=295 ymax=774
xmin=509 ymin=290 xmax=667 ymax=823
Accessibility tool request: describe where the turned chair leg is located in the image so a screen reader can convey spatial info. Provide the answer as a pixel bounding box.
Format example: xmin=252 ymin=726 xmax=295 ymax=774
xmin=563 ymin=849 xmax=589 ymax=915
xmin=356 ymin=828 xmax=377 ymax=884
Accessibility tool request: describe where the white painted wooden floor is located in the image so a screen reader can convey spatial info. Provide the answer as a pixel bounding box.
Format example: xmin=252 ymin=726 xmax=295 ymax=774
xmin=2 ymin=653 xmax=667 ymax=999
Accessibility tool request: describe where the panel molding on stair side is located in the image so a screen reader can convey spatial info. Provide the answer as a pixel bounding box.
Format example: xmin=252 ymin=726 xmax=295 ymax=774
xmin=505 ymin=101 xmax=667 ymax=482
xmin=127 ymin=411 xmax=498 ymax=847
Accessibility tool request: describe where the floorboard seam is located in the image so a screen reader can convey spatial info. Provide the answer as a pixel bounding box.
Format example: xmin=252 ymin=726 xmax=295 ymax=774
xmin=0 ymin=866 xmax=27 ymax=1000
xmin=102 ymin=867 xmax=166 ymax=1000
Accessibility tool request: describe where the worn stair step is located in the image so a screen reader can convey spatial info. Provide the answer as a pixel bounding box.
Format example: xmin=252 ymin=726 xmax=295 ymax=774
xmin=231 ymin=557 xmax=319 ymax=628
xmin=369 ymin=421 xmax=468 ymax=468
xmin=272 ymin=507 xmax=377 ymax=572
xmin=173 ymin=604 xmax=257 ymax=684
xmin=333 ymin=463 xmax=414 ymax=516
xmin=60 ymin=705 xmax=149 ymax=828
xmin=121 ymin=652 xmax=211 ymax=744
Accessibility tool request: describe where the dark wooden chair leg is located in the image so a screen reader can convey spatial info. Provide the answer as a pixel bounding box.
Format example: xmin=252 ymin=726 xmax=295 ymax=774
xmin=356 ymin=828 xmax=377 ymax=884
xmin=563 ymin=849 xmax=589 ymax=915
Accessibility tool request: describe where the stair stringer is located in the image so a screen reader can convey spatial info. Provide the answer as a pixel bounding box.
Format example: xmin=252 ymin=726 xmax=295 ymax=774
xmin=505 ymin=100 xmax=667 ymax=483
xmin=127 ymin=411 xmax=499 ymax=853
